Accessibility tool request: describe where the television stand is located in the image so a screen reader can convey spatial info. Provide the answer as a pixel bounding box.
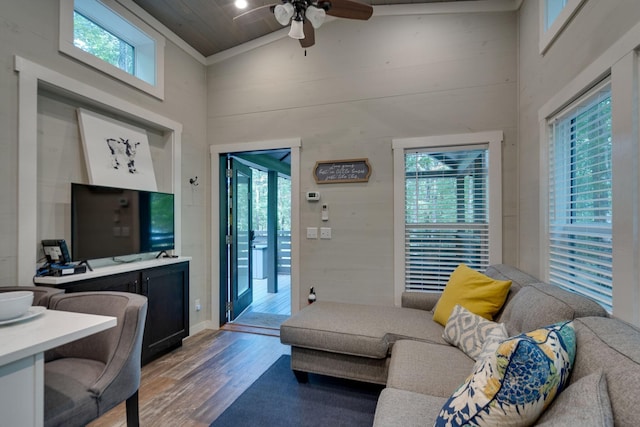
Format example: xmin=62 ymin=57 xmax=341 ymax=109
xmin=33 ymin=257 xmax=190 ymax=365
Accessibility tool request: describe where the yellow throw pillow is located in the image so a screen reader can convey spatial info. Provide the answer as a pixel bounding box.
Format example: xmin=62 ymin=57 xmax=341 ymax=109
xmin=432 ymin=264 xmax=512 ymax=326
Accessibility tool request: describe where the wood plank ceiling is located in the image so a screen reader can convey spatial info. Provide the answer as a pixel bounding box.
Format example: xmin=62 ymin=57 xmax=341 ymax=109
xmin=131 ymin=0 xmax=479 ymax=57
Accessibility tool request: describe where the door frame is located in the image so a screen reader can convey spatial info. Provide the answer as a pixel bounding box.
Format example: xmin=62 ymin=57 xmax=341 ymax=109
xmin=210 ymin=138 xmax=301 ymax=328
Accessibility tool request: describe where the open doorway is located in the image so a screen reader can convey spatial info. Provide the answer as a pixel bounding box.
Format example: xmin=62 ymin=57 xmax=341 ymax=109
xmin=220 ymin=149 xmax=292 ymax=330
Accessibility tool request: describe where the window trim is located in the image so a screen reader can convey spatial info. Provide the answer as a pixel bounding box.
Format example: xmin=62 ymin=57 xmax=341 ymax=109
xmin=392 ymin=131 xmax=503 ymax=306
xmin=539 ymin=0 xmax=586 ymax=55
xmin=59 ymin=0 xmax=165 ymax=99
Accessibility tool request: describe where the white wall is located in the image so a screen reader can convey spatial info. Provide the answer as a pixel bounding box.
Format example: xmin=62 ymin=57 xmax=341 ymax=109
xmin=0 ymin=0 xmax=210 ymax=328
xmin=207 ymin=12 xmax=518 ymax=307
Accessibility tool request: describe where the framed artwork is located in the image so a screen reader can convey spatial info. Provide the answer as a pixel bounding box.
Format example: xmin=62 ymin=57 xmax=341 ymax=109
xmin=77 ymin=108 xmax=157 ymax=191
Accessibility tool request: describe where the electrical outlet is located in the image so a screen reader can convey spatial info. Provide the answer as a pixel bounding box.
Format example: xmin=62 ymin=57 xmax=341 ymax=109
xmin=320 ymin=227 xmax=331 ymax=239
xmin=195 ymin=299 xmax=201 ymax=311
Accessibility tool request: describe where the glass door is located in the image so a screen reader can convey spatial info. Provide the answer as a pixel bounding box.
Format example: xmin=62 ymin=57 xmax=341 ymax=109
xmin=229 ymin=159 xmax=254 ymax=320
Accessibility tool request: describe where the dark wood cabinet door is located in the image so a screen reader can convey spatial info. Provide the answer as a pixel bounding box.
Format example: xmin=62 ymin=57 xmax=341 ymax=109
xmin=140 ymin=262 xmax=189 ymax=364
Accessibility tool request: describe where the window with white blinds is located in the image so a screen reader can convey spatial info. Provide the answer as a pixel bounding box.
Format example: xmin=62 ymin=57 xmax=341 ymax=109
xmin=404 ymin=147 xmax=490 ymax=291
xmin=548 ymin=81 xmax=612 ymax=311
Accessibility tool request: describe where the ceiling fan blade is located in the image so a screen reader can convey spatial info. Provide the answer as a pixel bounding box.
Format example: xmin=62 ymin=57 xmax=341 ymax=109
xmin=321 ymin=0 xmax=373 ymax=20
xmin=299 ymin=20 xmax=315 ymax=48
xmin=232 ymin=4 xmax=276 ymax=22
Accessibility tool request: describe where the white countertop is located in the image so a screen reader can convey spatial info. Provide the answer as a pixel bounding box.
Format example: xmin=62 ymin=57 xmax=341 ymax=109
xmin=34 ymin=256 xmax=191 ymax=285
xmin=0 ymin=309 xmax=116 ymax=366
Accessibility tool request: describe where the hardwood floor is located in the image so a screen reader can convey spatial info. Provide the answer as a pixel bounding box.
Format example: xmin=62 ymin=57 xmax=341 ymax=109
xmin=88 ymin=329 xmax=290 ymax=427
xmin=89 ymin=275 xmax=292 ymax=426
xmin=228 ymin=274 xmax=291 ymax=333
xmin=242 ymin=274 xmax=291 ymax=316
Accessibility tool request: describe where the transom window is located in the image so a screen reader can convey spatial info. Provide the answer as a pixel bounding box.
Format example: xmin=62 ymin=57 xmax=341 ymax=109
xmin=539 ymin=0 xmax=586 ymax=54
xmin=544 ymin=0 xmax=568 ymax=32
xmin=73 ymin=11 xmax=135 ymax=75
xmin=547 ymin=80 xmax=612 ymax=311
xmin=59 ymin=0 xmax=165 ymax=99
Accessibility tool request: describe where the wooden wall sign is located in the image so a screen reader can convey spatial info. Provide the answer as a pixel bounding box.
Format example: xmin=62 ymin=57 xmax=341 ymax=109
xmin=313 ymin=158 xmax=371 ymax=184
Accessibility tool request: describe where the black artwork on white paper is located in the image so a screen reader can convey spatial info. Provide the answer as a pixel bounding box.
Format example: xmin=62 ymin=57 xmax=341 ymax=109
xmin=106 ymin=137 xmax=141 ymax=174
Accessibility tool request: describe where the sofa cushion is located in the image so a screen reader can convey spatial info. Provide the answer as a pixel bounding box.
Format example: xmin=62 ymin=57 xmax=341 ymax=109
xmin=373 ymin=388 xmax=446 ymax=427
xmin=497 ymin=283 xmax=607 ymax=336
xmin=386 ymin=339 xmax=474 ymax=397
xmin=443 ymin=304 xmax=507 ymax=360
xmin=432 ymin=264 xmax=512 ymax=326
xmin=435 ymin=321 xmax=576 ymax=427
xmin=571 ymin=317 xmax=640 ymax=425
xmin=280 ymin=301 xmax=447 ymax=359
xmin=536 ymin=370 xmax=613 ymax=427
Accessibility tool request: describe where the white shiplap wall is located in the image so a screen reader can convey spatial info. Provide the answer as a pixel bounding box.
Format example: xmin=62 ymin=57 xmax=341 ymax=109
xmin=207 ymin=12 xmax=518 ymax=308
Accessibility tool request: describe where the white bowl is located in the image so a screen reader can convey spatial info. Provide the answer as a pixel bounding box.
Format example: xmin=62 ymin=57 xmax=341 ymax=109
xmin=0 ymin=291 xmax=34 ymax=321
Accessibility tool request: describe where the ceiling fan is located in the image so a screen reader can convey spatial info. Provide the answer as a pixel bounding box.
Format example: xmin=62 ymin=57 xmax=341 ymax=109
xmin=234 ymin=0 xmax=374 ymax=48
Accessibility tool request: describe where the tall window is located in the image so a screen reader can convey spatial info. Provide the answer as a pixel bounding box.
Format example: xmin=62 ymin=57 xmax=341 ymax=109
xmin=548 ymin=81 xmax=612 ymax=311
xmin=59 ymin=0 xmax=165 ymax=98
xmin=404 ymin=148 xmax=489 ymax=291
xmin=393 ymin=131 xmax=503 ymax=300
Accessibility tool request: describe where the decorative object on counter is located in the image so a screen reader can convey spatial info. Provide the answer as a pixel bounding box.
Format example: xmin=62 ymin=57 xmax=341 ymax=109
xmin=308 ymin=287 xmax=316 ymax=304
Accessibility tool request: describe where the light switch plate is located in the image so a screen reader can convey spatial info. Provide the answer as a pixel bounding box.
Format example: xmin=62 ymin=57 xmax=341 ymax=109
xmin=307 ymin=227 xmax=318 ymax=239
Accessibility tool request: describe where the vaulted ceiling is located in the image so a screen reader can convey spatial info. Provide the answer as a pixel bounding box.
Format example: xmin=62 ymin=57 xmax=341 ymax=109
xmin=131 ymin=0 xmax=484 ymax=57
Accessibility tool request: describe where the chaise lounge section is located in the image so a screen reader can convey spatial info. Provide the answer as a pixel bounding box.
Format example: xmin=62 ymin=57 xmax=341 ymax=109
xmin=280 ymin=264 xmax=607 ymax=385
xmin=281 ymin=264 xmax=640 ymax=424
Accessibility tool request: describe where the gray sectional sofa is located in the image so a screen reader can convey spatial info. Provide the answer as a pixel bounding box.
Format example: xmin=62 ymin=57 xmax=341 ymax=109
xmin=280 ymin=264 xmax=640 ymax=425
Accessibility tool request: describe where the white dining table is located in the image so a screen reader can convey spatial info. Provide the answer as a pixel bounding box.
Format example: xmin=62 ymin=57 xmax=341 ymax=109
xmin=0 ymin=308 xmax=116 ymax=427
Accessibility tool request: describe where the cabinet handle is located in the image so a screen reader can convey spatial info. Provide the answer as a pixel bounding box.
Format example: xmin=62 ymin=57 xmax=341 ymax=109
xmin=142 ymin=277 xmax=149 ymax=295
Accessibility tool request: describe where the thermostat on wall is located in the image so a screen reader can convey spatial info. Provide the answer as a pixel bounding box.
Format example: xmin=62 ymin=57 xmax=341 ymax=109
xmin=306 ymin=191 xmax=320 ymax=201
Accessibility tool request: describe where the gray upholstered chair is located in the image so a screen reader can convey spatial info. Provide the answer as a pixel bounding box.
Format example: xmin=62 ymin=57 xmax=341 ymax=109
xmin=0 ymin=285 xmax=64 ymax=307
xmin=44 ymin=291 xmax=148 ymax=427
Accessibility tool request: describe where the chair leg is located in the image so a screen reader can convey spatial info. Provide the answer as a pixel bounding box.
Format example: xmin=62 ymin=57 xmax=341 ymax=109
xmin=125 ymin=390 xmax=140 ymax=427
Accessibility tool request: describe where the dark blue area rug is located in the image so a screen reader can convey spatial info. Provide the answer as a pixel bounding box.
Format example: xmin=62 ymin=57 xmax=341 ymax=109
xmin=210 ymin=355 xmax=383 ymax=427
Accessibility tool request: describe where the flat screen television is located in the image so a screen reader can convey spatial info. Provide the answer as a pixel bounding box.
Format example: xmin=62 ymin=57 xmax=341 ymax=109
xmin=71 ymin=183 xmax=175 ymax=261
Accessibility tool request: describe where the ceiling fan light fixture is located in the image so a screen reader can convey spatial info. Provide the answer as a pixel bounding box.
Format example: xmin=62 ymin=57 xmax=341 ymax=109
xmin=234 ymin=0 xmax=248 ymax=9
xmin=305 ymin=5 xmax=326 ymax=29
xmin=274 ymin=3 xmax=294 ymax=26
xmin=288 ymin=18 xmax=305 ymax=39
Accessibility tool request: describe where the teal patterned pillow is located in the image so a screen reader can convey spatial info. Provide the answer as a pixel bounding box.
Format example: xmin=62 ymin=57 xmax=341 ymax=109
xmin=434 ymin=321 xmax=576 ymax=427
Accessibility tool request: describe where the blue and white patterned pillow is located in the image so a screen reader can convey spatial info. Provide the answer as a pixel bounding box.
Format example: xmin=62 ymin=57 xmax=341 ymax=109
xmin=434 ymin=321 xmax=576 ymax=427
